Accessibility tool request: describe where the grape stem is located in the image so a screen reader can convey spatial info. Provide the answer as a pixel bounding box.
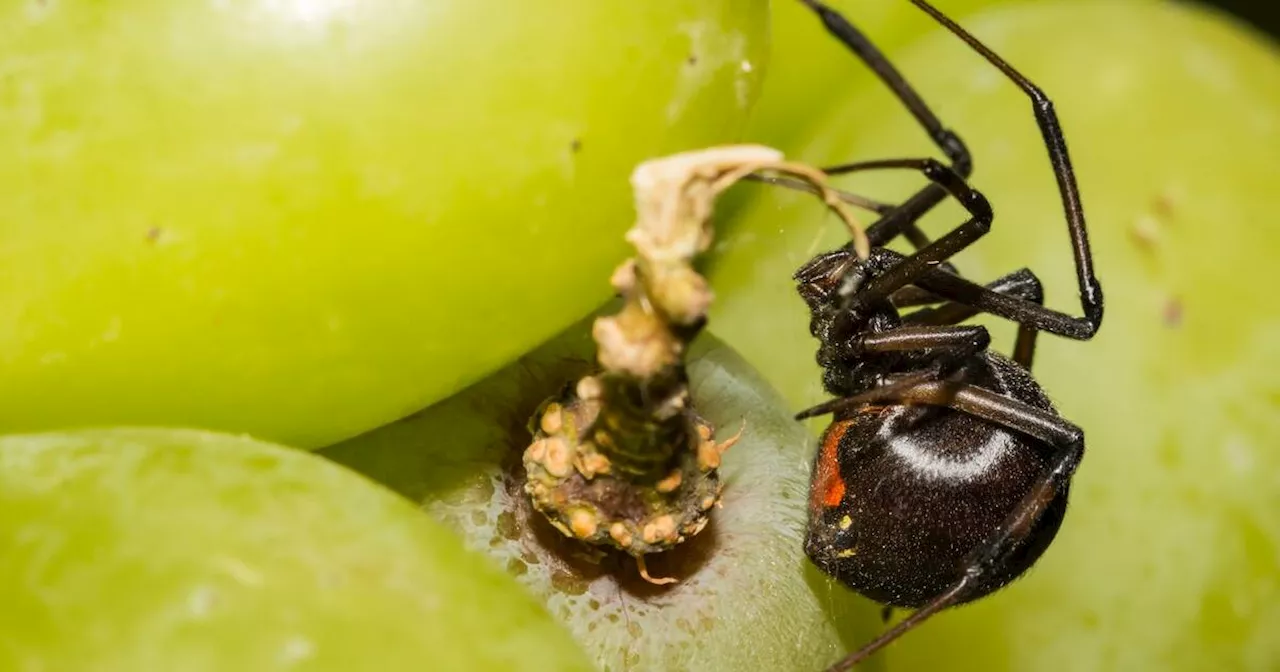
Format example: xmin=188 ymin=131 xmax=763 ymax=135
xmin=523 ymin=145 xmax=867 ymax=583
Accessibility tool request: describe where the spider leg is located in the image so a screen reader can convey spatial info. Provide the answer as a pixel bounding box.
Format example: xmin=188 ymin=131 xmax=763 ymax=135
xmin=888 ymin=284 xmax=947 ymax=309
xmin=752 ymin=163 xmax=964 ymax=276
xmin=822 ymin=157 xmax=989 ymax=265
xmin=796 ymin=0 xmax=973 ymax=251
xmin=751 ymin=152 xmax=956 ymax=261
xmin=801 ymin=324 xmax=991 ymax=420
xmin=813 ymin=381 xmax=1084 ymax=672
xmin=914 ymin=0 xmax=1104 ymax=335
xmin=800 ymin=0 xmax=1105 ymax=340
xmin=903 ymin=268 xmax=1046 ymax=369
xmin=745 ymin=173 xmax=895 ymax=215
xmin=787 ymin=159 xmax=994 ymax=324
xmin=901 ymin=268 xmax=1043 ymax=316
xmin=841 ymin=200 xmax=993 ymax=314
xmin=851 ymin=324 xmax=989 ymax=356
xmin=892 ymin=265 xmax=1091 ymax=363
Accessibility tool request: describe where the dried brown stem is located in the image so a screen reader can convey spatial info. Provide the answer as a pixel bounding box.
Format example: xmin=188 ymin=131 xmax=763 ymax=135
xmin=523 ymin=145 xmax=866 ymax=582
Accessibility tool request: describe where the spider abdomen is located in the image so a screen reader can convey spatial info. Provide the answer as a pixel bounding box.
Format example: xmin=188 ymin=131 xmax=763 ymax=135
xmin=805 ymin=353 xmax=1069 ymax=608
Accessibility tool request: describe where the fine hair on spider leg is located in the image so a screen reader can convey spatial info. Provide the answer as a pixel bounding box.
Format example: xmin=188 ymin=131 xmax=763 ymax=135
xmin=765 ymin=1 xmax=1108 ymax=671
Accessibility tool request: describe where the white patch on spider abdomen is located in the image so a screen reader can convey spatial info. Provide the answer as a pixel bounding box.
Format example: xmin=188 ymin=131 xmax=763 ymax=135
xmin=877 ymin=406 xmax=1016 ymax=482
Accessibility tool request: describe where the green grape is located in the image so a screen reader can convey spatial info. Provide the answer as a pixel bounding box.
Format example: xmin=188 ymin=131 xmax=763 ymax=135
xmin=0 ymin=0 xmax=768 ymax=449
xmin=0 ymin=428 xmax=593 ymax=672
xmin=707 ymin=1 xmax=1280 ymax=669
xmin=322 ymin=319 xmax=878 ymax=672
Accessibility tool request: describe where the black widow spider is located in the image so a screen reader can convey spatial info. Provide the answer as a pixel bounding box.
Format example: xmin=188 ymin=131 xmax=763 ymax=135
xmin=755 ymin=1 xmax=1106 ymax=669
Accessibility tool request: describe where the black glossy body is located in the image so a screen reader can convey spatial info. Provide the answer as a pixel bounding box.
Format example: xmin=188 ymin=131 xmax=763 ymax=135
xmin=805 ymin=351 xmax=1068 ymax=608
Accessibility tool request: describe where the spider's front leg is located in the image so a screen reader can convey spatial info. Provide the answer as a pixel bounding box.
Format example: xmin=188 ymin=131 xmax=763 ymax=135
xmin=801 ymin=0 xmax=1105 ymax=342
xmin=820 ymin=157 xmax=990 ymax=279
xmin=796 ymin=0 xmax=975 ymax=252
xmin=755 ymin=155 xmax=987 ymax=278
